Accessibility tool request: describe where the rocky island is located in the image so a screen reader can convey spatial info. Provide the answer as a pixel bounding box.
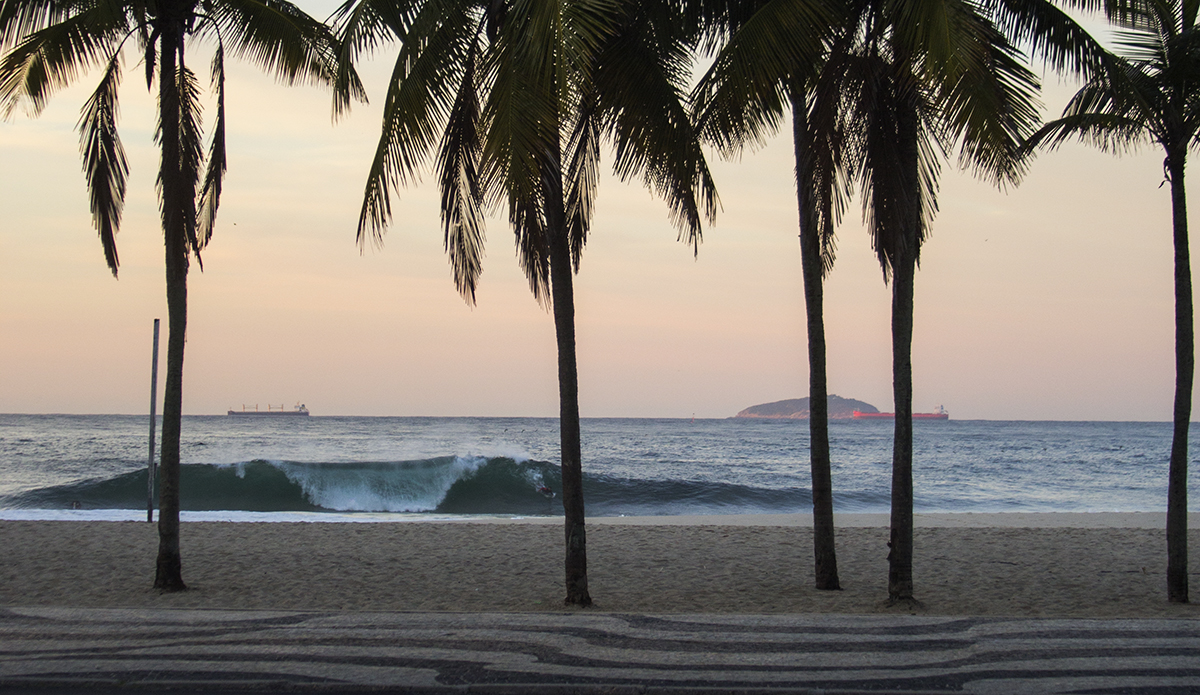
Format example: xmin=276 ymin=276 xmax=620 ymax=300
xmin=734 ymin=395 xmax=879 ymax=420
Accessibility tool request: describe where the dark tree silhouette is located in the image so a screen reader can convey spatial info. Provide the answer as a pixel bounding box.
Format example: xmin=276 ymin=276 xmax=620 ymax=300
xmin=332 ymin=0 xmax=716 ymax=605
xmin=693 ymin=0 xmax=846 ymax=590
xmin=692 ymin=0 xmax=1104 ymax=602
xmin=1 ymin=0 xmax=351 ymax=590
xmin=1027 ymin=0 xmax=1200 ymax=601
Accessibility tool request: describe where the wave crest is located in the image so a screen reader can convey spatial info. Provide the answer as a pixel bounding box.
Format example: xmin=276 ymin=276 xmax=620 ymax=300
xmin=0 ymin=456 xmax=861 ymax=516
xmin=1 ymin=457 xmax=563 ymax=515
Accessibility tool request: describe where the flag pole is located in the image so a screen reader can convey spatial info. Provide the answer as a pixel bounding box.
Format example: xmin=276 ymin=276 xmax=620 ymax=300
xmin=147 ymin=318 xmax=160 ymax=523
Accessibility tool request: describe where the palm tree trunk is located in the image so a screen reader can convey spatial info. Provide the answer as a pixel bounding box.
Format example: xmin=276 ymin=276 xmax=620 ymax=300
xmin=1167 ymin=151 xmax=1191 ymax=604
xmin=544 ymin=142 xmax=591 ymax=608
xmin=154 ymin=27 xmax=188 ymax=592
xmin=791 ymin=89 xmax=840 ymax=591
xmin=887 ymin=250 xmax=915 ymax=602
xmin=887 ymin=93 xmax=920 ymax=605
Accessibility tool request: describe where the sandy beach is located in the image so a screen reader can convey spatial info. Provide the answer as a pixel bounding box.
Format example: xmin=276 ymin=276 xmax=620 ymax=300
xmin=2 ymin=513 xmax=1199 ymax=618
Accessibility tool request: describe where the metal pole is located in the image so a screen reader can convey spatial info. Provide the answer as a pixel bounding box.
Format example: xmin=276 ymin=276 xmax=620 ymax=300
xmin=147 ymin=318 xmax=160 ymax=523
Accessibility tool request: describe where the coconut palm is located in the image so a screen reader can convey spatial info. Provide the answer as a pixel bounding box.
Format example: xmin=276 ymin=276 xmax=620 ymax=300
xmin=331 ymin=0 xmax=716 ymax=606
xmin=1 ymin=0 xmax=351 ymax=590
xmin=695 ymin=0 xmax=1105 ymax=602
xmin=841 ymin=0 xmax=1055 ymax=603
xmin=1025 ymin=0 xmax=1198 ymax=603
xmin=693 ymin=0 xmax=847 ymax=591
xmin=843 ymin=0 xmax=1115 ymax=602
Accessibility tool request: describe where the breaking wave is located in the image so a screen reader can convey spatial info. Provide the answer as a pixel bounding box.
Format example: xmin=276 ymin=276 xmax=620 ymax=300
xmin=0 ymin=456 xmax=843 ymax=516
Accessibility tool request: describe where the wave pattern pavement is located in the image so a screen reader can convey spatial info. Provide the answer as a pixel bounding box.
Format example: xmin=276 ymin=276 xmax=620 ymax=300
xmin=2 ymin=607 xmax=1199 ymax=694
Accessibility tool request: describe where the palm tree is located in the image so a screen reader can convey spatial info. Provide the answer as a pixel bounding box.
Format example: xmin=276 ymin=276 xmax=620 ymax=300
xmin=1025 ymin=0 xmax=1198 ymax=603
xmin=1 ymin=0 xmax=350 ymax=590
xmin=841 ymin=0 xmax=1053 ymax=603
xmin=843 ymin=0 xmax=1112 ymax=602
xmin=695 ymin=0 xmax=1104 ymax=602
xmin=332 ymin=0 xmax=716 ymax=606
xmin=693 ymin=0 xmax=847 ymax=591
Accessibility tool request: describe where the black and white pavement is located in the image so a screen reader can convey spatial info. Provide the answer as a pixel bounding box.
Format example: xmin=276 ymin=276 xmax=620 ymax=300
xmin=1 ymin=607 xmax=1199 ymax=694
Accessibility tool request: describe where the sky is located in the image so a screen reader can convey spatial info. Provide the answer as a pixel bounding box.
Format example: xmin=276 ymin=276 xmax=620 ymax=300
xmin=0 ymin=6 xmax=1190 ymax=420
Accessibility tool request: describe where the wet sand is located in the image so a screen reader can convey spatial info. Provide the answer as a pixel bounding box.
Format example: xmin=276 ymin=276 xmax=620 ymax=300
xmin=2 ymin=514 xmax=1198 ymax=618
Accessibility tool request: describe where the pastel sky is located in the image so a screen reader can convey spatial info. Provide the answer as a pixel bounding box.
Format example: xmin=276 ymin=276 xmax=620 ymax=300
xmin=0 ymin=6 xmax=1188 ymax=420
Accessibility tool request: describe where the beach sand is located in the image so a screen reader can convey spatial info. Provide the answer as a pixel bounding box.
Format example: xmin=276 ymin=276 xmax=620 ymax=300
xmin=2 ymin=514 xmax=1199 ymax=618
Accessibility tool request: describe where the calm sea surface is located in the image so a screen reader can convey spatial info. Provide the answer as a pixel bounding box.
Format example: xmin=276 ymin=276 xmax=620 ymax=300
xmin=0 ymin=415 xmax=1194 ymax=520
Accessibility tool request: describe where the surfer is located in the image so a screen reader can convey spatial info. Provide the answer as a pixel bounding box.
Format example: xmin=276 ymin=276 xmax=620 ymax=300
xmin=537 ymin=485 xmax=555 ymax=499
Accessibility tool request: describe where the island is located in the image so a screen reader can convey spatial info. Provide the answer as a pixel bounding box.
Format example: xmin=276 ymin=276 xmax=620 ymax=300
xmin=734 ymin=395 xmax=880 ymax=420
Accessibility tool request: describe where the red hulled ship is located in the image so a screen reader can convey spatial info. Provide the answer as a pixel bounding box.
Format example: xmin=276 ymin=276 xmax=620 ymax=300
xmin=852 ymin=405 xmax=949 ymax=420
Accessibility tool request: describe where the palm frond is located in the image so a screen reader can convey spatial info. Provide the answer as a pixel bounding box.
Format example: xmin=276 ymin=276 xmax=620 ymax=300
xmin=482 ymin=6 xmax=556 ymax=265
xmin=692 ymin=0 xmax=834 ymax=155
xmin=597 ymin=7 xmax=717 ymax=252
xmin=329 ymin=42 xmax=366 ymax=118
xmin=1026 ymin=111 xmax=1149 ymax=151
xmin=689 ymin=0 xmax=773 ymax=54
xmin=0 ymin=0 xmax=94 ymax=49
xmin=486 ymin=1 xmax=553 ymax=302
xmin=329 ymin=0 xmax=423 ymax=70
xmin=487 ymin=77 xmax=554 ymax=300
xmin=479 ymin=0 xmax=564 ymax=301
xmin=563 ymin=89 xmax=599 ymax=268
xmin=197 ymin=44 xmax=226 ymax=248
xmin=177 ymin=61 xmax=204 ymax=264
xmin=855 ymin=74 xmax=905 ymax=278
xmin=1103 ymin=0 xmax=1166 ymax=32
xmin=503 ymin=0 xmax=562 ymax=90
xmin=329 ymin=0 xmax=415 ymax=116
xmin=437 ymin=42 xmax=486 ymax=303
xmin=794 ymin=77 xmax=852 ymax=277
xmin=1022 ymin=48 xmax=1163 ymax=155
xmin=329 ymin=0 xmax=421 ymax=52
xmin=914 ymin=98 xmax=942 ymax=243
xmin=559 ymin=0 xmax=623 ymax=96
xmin=887 ymin=0 xmax=955 ymax=70
xmin=1114 ymin=25 xmax=1170 ymax=62
xmin=357 ymin=118 xmax=397 ymax=246
xmin=935 ymin=6 xmax=1041 ymax=186
xmin=851 ymin=54 xmax=939 ymax=278
xmin=562 ymin=0 xmax=625 ymax=54
xmin=77 ymin=47 xmax=127 ymax=276
xmin=1067 ymin=59 xmax=1138 ymax=114
xmin=207 ymin=0 xmax=346 ymax=92
xmin=356 ymin=0 xmax=478 ymax=246
xmin=140 ymin=23 xmax=157 ymax=89
xmin=510 ymin=186 xmax=551 ymax=304
xmin=813 ymin=144 xmax=847 ymax=276
xmin=791 ymin=85 xmax=826 ymax=275
xmin=0 ymin=0 xmax=129 ymax=116
xmin=987 ymin=0 xmax=1111 ymax=79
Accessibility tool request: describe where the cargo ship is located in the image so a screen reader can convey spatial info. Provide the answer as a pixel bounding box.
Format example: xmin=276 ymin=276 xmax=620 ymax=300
xmin=227 ymin=403 xmax=310 ymax=416
xmin=853 ymin=405 xmax=949 ymax=420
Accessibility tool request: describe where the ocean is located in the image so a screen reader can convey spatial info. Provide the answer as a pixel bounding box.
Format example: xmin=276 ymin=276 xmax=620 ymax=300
xmin=0 ymin=415 xmax=1194 ymax=522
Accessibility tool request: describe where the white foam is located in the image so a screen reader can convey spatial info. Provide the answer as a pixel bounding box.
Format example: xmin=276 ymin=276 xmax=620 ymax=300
xmin=270 ymin=455 xmax=489 ymax=513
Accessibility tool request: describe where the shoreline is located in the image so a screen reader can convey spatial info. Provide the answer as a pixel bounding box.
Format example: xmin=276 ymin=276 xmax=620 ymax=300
xmin=1 ymin=510 xmax=1194 ymax=527
xmin=2 ymin=516 xmax=1199 ymax=618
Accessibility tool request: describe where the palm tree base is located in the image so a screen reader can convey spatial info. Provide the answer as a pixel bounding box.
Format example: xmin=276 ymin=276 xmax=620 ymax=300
xmin=881 ymin=596 xmax=925 ymax=611
xmin=154 ymin=558 xmax=187 ymax=592
xmin=564 ymin=593 xmax=592 ymax=607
